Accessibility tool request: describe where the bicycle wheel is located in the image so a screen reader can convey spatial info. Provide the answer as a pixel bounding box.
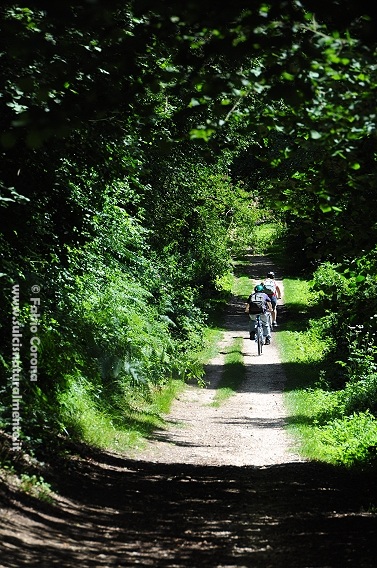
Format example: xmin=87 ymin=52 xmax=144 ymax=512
xmin=257 ymin=324 xmax=263 ymax=355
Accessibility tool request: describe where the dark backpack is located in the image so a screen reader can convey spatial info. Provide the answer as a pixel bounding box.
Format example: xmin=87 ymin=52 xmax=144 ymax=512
xmin=248 ymin=293 xmax=266 ymax=314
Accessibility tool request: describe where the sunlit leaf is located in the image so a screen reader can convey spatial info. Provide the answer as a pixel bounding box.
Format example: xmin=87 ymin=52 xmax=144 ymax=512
xmin=310 ymin=130 xmax=322 ymax=139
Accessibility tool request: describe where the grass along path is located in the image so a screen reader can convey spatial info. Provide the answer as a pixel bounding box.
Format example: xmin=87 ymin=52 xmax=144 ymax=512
xmin=211 ymin=337 xmax=246 ymax=407
xmin=276 ymin=277 xmax=377 ymax=470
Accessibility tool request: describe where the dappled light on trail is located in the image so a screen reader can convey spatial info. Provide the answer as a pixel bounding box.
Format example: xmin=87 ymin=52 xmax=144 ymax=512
xmin=1 ymin=454 xmax=376 ymax=568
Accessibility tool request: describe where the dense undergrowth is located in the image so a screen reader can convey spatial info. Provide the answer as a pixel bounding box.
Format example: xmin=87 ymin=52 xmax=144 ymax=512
xmin=1 ymin=172 xmax=274 ymax=482
xmin=278 ymin=267 xmax=377 ymax=470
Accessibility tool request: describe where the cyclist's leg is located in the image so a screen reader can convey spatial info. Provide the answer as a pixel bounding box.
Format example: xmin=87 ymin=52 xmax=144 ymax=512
xmin=257 ymin=317 xmax=263 ymax=354
xmin=268 ymin=311 xmax=273 ymax=330
xmin=261 ymin=313 xmax=272 ymax=342
xmin=270 ymin=295 xmax=277 ymax=324
xmin=249 ymin=315 xmax=257 ymax=339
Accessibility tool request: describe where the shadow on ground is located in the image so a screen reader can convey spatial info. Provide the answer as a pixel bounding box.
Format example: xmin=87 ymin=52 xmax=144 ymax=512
xmin=1 ymin=448 xmax=377 ymax=567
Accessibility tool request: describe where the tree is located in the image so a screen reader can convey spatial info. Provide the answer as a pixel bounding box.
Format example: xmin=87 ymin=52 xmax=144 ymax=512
xmin=2 ymin=0 xmax=377 ymax=453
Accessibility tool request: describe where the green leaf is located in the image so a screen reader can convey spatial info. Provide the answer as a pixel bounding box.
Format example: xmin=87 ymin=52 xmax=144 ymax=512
xmin=189 ymin=128 xmax=215 ymax=141
xmin=281 ymin=71 xmax=295 ymax=81
xmin=310 ymin=130 xmax=322 ymax=139
xmin=319 ymin=204 xmax=332 ymax=213
xmin=189 ymin=98 xmax=201 ymax=107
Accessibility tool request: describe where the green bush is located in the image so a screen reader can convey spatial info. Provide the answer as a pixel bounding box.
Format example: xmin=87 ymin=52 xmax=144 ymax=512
xmin=315 ymin=411 xmax=377 ymax=467
xmin=310 ymin=262 xmax=353 ymax=307
xmin=340 ymin=374 xmax=377 ymax=415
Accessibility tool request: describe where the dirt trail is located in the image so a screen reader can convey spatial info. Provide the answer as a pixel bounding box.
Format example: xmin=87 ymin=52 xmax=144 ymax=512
xmin=136 ymin=258 xmax=302 ymax=467
xmin=1 ymin=255 xmax=377 ymax=568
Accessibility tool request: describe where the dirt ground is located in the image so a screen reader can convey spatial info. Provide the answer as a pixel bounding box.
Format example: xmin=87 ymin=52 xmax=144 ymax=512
xmin=1 ymin=255 xmax=377 ymax=567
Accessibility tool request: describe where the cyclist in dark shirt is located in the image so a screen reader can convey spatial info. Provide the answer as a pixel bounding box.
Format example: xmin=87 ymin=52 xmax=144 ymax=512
xmin=246 ymin=284 xmax=273 ymax=345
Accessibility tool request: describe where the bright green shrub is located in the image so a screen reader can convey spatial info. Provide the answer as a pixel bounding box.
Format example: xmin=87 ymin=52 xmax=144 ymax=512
xmin=315 ymin=411 xmax=377 ymax=467
xmin=340 ymin=374 xmax=377 ymax=415
xmin=310 ymin=262 xmax=353 ymax=307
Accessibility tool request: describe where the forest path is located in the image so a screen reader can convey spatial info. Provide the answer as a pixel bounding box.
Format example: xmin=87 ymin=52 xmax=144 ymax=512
xmin=1 ymin=255 xmax=377 ymax=567
xmin=134 ymin=254 xmax=303 ymax=467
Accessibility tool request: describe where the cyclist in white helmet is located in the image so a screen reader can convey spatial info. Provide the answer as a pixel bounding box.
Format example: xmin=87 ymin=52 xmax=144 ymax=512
xmin=262 ymin=271 xmax=281 ymax=327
